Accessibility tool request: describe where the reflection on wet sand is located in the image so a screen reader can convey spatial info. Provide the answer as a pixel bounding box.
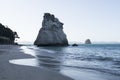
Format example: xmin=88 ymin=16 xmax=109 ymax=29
xmin=37 ymin=55 xmax=61 ymax=71
xmin=10 ymin=46 xmax=64 ymax=71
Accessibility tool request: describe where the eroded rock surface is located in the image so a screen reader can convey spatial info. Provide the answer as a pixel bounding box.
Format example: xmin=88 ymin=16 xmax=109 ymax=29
xmin=34 ymin=13 xmax=68 ymax=46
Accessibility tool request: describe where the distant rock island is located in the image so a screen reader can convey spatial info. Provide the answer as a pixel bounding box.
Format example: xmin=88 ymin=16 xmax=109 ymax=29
xmin=0 ymin=23 xmax=19 ymax=44
xmin=85 ymin=39 xmax=91 ymax=44
xmin=34 ymin=13 xmax=68 ymax=46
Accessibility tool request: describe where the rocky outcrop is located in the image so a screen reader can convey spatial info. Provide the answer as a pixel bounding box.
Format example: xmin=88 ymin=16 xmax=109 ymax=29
xmin=72 ymin=44 xmax=78 ymax=46
xmin=34 ymin=13 xmax=68 ymax=46
xmin=0 ymin=23 xmax=19 ymax=44
xmin=85 ymin=39 xmax=91 ymax=44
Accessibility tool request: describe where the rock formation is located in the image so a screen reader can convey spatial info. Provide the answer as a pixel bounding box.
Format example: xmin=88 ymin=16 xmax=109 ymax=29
xmin=72 ymin=44 xmax=78 ymax=46
xmin=34 ymin=13 xmax=68 ymax=46
xmin=85 ymin=39 xmax=91 ymax=44
xmin=0 ymin=23 xmax=19 ymax=44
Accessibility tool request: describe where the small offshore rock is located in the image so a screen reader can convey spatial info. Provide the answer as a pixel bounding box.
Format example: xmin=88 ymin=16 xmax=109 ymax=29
xmin=85 ymin=39 xmax=91 ymax=44
xmin=72 ymin=44 xmax=78 ymax=46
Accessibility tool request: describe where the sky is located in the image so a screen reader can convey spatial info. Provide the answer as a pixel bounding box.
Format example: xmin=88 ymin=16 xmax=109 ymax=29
xmin=0 ymin=0 xmax=120 ymax=43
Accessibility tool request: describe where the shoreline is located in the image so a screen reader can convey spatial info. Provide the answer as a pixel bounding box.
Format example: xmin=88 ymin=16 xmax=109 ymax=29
xmin=0 ymin=45 xmax=73 ymax=80
xmin=1 ymin=45 xmax=120 ymax=80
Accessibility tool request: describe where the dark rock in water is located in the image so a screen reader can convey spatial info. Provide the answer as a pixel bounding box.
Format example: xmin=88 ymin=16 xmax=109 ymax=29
xmin=85 ymin=39 xmax=91 ymax=44
xmin=0 ymin=23 xmax=19 ymax=44
xmin=72 ymin=44 xmax=78 ymax=46
xmin=34 ymin=13 xmax=68 ymax=46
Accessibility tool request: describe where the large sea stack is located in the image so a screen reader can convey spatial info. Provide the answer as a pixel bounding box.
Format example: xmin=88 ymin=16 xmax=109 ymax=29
xmin=34 ymin=13 xmax=68 ymax=46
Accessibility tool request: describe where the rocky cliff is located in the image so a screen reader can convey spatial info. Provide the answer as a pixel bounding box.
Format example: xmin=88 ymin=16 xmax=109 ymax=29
xmin=34 ymin=13 xmax=68 ymax=46
xmin=0 ymin=23 xmax=19 ymax=44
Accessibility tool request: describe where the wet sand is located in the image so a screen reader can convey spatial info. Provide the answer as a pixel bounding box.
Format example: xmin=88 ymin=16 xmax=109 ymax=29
xmin=1 ymin=45 xmax=120 ymax=80
xmin=0 ymin=45 xmax=73 ymax=80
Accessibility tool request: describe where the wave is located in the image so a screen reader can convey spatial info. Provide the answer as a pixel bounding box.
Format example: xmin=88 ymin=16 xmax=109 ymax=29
xmin=62 ymin=65 xmax=120 ymax=76
xmin=18 ymin=44 xmax=120 ymax=77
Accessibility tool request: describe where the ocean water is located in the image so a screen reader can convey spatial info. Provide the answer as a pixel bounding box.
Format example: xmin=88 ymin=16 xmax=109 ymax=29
xmin=10 ymin=44 xmax=120 ymax=80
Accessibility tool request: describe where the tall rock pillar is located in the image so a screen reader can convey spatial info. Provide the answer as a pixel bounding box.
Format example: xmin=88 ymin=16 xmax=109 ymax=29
xmin=34 ymin=13 xmax=68 ymax=46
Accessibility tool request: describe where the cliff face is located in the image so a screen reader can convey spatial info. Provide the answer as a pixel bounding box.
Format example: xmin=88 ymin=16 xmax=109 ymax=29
xmin=34 ymin=13 xmax=68 ymax=46
xmin=0 ymin=23 xmax=19 ymax=44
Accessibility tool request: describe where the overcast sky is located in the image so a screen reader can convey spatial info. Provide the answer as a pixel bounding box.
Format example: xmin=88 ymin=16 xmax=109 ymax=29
xmin=0 ymin=0 xmax=120 ymax=43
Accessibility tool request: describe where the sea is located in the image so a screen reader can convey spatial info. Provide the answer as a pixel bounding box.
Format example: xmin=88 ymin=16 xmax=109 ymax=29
xmin=10 ymin=44 xmax=120 ymax=80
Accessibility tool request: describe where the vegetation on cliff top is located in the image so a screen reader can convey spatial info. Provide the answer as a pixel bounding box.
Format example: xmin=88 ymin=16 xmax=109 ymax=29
xmin=0 ymin=23 xmax=19 ymax=44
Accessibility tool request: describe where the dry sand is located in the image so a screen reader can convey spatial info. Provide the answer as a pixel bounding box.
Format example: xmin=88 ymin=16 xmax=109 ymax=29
xmin=0 ymin=45 xmax=73 ymax=80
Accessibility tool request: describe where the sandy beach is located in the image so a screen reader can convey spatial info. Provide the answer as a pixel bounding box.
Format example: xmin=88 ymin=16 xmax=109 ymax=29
xmin=0 ymin=45 xmax=73 ymax=80
xmin=1 ymin=45 xmax=120 ymax=80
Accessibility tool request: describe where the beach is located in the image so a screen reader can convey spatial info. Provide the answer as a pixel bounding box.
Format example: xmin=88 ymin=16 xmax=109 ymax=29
xmin=0 ymin=45 xmax=73 ymax=80
xmin=0 ymin=0 xmax=120 ymax=80
xmin=0 ymin=45 xmax=120 ymax=80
